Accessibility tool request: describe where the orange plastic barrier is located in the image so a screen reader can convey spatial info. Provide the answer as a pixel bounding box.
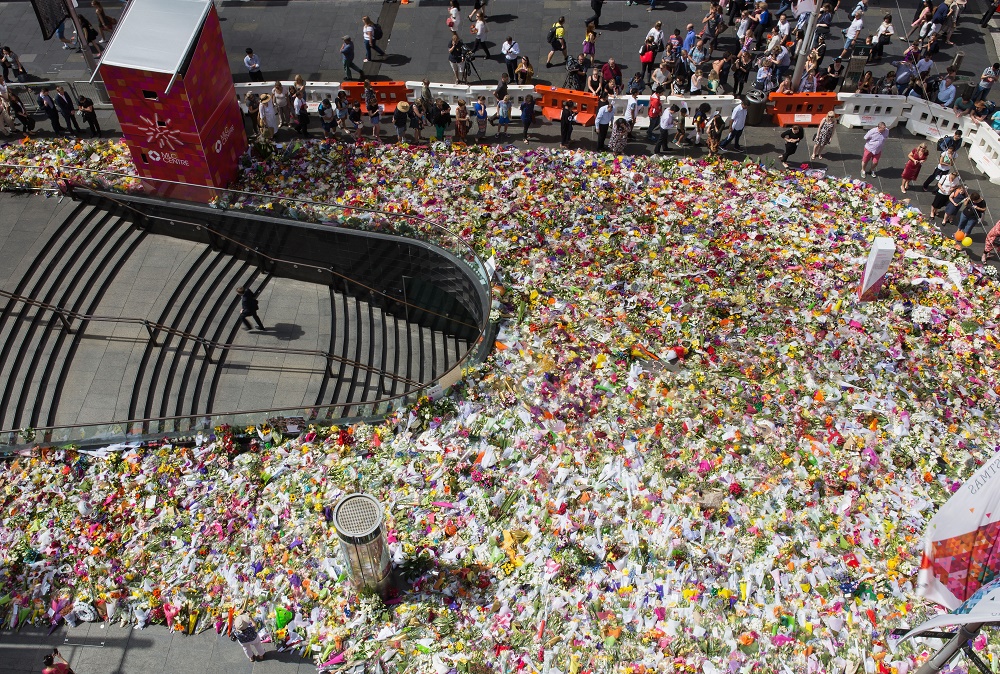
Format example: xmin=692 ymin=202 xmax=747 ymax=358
xmin=768 ymin=92 xmax=839 ymax=126
xmin=340 ymin=81 xmax=412 ymax=113
xmin=532 ymin=85 xmax=599 ymax=126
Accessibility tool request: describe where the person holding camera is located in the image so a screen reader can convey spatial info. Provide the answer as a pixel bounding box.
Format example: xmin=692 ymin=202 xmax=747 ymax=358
xmin=43 ymin=648 xmax=74 ymax=674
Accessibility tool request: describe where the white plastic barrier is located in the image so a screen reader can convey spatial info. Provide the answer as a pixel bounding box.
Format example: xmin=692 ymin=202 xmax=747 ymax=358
xmin=904 ymin=94 xmax=968 ymax=141
xmin=405 ymin=81 xmax=464 ymax=107
xmin=605 ymin=94 xmax=739 ymax=129
xmin=467 ymin=84 xmax=536 ymax=119
xmin=234 ymin=81 xmax=341 ymax=113
xmin=967 ymin=122 xmax=1000 ymax=185
xmin=835 ymin=93 xmax=910 ymax=129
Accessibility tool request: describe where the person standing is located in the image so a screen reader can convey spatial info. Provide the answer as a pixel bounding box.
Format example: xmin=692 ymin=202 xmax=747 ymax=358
xmin=707 ymin=109 xmax=725 ymax=156
xmin=972 ymin=63 xmax=1000 ymax=103
xmin=559 ymin=100 xmax=577 ymax=147
xmin=900 ymin=142 xmax=929 ymax=191
xmin=719 ymin=98 xmax=747 ymax=151
xmin=595 ymin=97 xmax=614 ymax=150
xmin=519 ymin=94 xmax=535 ymax=143
xmin=362 ymin=16 xmax=385 ymax=63
xmin=37 ymin=88 xmax=62 ymax=134
xmin=929 ymin=170 xmax=960 ymax=218
xmin=293 ymin=91 xmax=309 ymax=137
xmin=653 ymin=104 xmax=677 ymax=154
xmin=473 ymin=95 xmax=489 ymax=140
xmin=811 ymin=111 xmax=836 ymax=159
xmin=501 ymin=36 xmax=520 ymax=81
xmin=236 ymin=287 xmax=265 ymax=331
xmin=647 ymin=88 xmax=662 ymax=142
xmin=392 ymin=101 xmax=410 ymax=142
xmin=259 ymin=93 xmax=278 ymax=138
xmin=79 ymin=96 xmax=102 ymax=137
xmin=0 ymin=47 xmax=25 ymax=82
xmin=778 ymin=124 xmax=804 ymax=166
xmin=42 ymin=648 xmax=74 ymax=674
xmin=861 ymin=122 xmax=889 ymax=177
xmin=586 ymin=0 xmax=604 ymax=29
xmin=244 ymin=48 xmax=263 ymax=81
xmin=232 ymin=613 xmax=266 ymax=662
xmin=53 ymin=86 xmax=81 ymax=134
xmin=448 ymin=33 xmax=467 ymax=84
xmin=341 ymin=37 xmax=363 ymax=81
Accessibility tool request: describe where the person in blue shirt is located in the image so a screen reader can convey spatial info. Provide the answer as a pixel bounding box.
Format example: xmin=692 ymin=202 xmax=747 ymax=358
xmin=936 ymin=76 xmax=957 ymax=107
xmin=682 ymin=24 xmax=697 ymax=52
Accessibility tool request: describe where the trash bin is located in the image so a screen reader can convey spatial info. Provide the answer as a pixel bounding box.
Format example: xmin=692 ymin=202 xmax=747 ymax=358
xmin=333 ymin=493 xmax=392 ymax=596
xmin=745 ymin=89 xmax=768 ymax=126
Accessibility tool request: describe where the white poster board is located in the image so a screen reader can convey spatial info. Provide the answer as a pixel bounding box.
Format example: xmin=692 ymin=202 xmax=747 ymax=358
xmin=857 ymin=237 xmax=896 ymax=301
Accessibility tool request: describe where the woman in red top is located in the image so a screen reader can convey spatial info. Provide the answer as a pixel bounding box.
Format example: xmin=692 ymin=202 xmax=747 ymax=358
xmin=42 ymin=649 xmax=74 ymax=674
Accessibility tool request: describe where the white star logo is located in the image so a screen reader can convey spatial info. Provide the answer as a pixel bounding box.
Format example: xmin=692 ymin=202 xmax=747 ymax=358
xmin=137 ymin=113 xmax=183 ymax=150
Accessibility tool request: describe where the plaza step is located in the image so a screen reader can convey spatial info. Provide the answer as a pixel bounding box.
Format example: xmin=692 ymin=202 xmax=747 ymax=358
xmin=0 ymin=202 xmax=143 ymax=429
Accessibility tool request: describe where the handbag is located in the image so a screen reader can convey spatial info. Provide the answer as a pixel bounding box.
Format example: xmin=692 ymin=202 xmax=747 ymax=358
xmin=446 ymin=17 xmax=455 ymax=28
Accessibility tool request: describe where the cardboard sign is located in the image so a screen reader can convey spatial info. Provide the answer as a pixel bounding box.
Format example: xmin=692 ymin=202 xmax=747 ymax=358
xmin=857 ymin=237 xmax=896 ymax=301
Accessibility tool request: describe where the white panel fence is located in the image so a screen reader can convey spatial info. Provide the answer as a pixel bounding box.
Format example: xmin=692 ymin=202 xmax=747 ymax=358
xmin=231 ymin=81 xmax=1000 ymax=184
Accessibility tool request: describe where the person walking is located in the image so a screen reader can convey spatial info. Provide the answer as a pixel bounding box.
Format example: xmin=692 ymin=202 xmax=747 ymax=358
xmin=232 ymin=613 xmax=266 ymax=662
xmin=929 ymin=169 xmax=960 ymax=218
xmin=922 ymin=145 xmax=956 ymax=190
xmin=341 ymin=37 xmax=364 ymax=81
xmin=501 ymin=36 xmax=520 ymax=81
xmin=471 ymin=12 xmax=491 ymax=58
xmin=860 ymin=122 xmax=889 ymax=177
xmin=719 ymin=98 xmax=747 ymax=151
xmin=595 ymin=97 xmax=614 ymax=151
xmin=957 ymin=190 xmax=987 ymax=237
xmin=244 ymin=47 xmax=263 ymax=81
xmin=586 ymin=0 xmax=604 ymax=29
xmin=546 ymin=17 xmax=568 ymax=67
xmin=236 ymin=288 xmax=266 ymax=331
xmin=811 ymin=111 xmax=836 ymax=159
xmin=362 ymin=16 xmax=385 ymax=63
xmin=36 ymin=88 xmax=62 ymax=134
xmin=778 ymin=124 xmax=804 ymax=167
xmin=53 ymin=86 xmax=81 ymax=134
xmin=92 ymin=0 xmax=117 ymax=43
xmin=900 ymin=142 xmax=929 ymax=191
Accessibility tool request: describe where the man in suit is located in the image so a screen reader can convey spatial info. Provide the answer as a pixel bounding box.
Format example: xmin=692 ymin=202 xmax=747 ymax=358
xmin=36 ymin=88 xmax=62 ymax=134
xmin=236 ymin=287 xmax=265 ymax=331
xmin=53 ymin=86 xmax=80 ymax=133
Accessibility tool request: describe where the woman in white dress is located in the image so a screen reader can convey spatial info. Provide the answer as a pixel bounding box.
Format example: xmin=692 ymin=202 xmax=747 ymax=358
xmin=258 ymin=93 xmax=279 ymax=138
xmin=448 ymin=0 xmax=462 ymax=33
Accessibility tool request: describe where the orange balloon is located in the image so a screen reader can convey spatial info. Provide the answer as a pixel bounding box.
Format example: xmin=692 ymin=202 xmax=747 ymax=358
xmin=955 ymin=231 xmax=966 ymax=241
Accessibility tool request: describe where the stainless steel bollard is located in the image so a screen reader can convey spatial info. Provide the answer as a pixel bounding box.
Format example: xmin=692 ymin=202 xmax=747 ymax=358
xmin=333 ymin=493 xmax=392 ymax=596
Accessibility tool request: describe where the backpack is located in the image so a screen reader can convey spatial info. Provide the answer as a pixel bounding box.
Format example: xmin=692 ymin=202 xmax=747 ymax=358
xmin=547 ymin=24 xmax=558 ymax=43
xmin=233 ymin=624 xmax=258 ymax=644
xmin=373 ymin=23 xmax=383 ymax=40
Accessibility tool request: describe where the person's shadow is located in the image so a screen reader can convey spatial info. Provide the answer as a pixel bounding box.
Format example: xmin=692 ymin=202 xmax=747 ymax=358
xmin=268 ymin=323 xmax=305 ymax=342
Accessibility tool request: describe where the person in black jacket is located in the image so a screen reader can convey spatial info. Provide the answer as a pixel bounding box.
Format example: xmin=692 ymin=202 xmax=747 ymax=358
xmin=36 ymin=88 xmax=62 ymax=134
xmin=77 ymin=95 xmax=100 ymax=137
xmin=559 ymin=100 xmax=577 ymax=147
xmin=54 ymin=86 xmax=81 ymax=133
xmin=236 ymin=287 xmax=265 ymax=330
xmin=586 ymin=0 xmax=604 ymax=29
